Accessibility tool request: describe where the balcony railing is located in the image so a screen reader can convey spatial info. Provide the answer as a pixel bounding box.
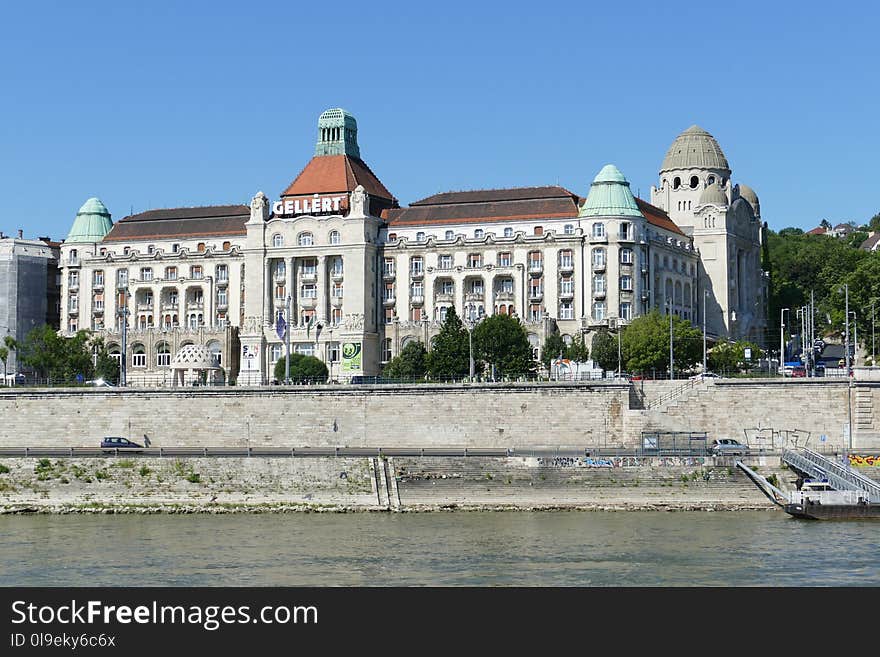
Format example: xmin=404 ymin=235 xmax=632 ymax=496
xmin=410 ymin=268 xmax=424 ymax=278
xmin=410 ymin=295 xmax=424 ymax=305
xmin=559 ymin=288 xmax=575 ymax=299
xmin=161 ymin=302 xmax=179 ymax=311
xmin=589 ymin=234 xmax=608 ymax=244
xmin=494 ymin=291 xmax=515 ymax=302
xmin=435 ymin=293 xmax=454 ymax=303
xmin=383 ymin=267 xmax=395 ymax=280
xmin=559 ymin=261 xmax=574 ymax=272
xmin=299 ymin=270 xmax=317 ymax=282
xmin=331 ymin=269 xmax=344 ymax=280
xmin=528 ymin=289 xmax=543 ymax=300
xmin=186 ymin=302 xmax=204 ymax=311
xmin=465 ymin=292 xmax=484 ymax=302
xmin=382 ymin=295 xmax=396 ymax=306
xmin=528 ymin=263 xmax=543 ymax=274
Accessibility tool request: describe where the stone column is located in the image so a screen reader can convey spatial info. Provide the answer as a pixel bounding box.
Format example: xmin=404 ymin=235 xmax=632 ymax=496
xmin=288 ymin=256 xmax=296 ymax=325
xmin=317 ymin=255 xmax=327 ymax=325
xmin=263 ymin=260 xmax=272 ymax=325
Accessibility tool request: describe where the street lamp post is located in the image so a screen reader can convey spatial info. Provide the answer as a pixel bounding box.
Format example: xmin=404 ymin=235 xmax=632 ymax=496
xmin=667 ymin=298 xmax=674 ymax=380
xmin=702 ymin=290 xmax=709 ymax=374
xmin=465 ymin=303 xmax=483 ymax=380
xmin=780 ymin=308 xmax=789 ymax=377
xmin=285 ymin=294 xmax=291 ymax=384
xmin=117 ymin=286 xmax=130 ymax=387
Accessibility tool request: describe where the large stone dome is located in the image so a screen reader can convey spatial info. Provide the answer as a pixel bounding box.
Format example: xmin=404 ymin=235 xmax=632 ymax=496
xmin=737 ymin=184 xmax=760 ymax=216
xmin=660 ymin=125 xmax=730 ymax=173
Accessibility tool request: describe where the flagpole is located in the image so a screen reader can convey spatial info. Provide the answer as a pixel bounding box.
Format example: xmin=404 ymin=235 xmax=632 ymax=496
xmin=285 ymin=294 xmax=291 ymax=384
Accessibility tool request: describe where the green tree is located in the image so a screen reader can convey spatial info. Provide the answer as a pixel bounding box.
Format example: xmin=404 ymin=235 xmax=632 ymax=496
xmin=590 ymin=330 xmax=619 ymax=372
xmin=540 ymin=332 xmax=567 ymax=369
xmin=90 ymin=336 xmax=120 ymax=384
xmin=567 ymin=333 xmax=590 ymax=362
xmin=709 ymin=340 xmax=764 ymax=373
xmin=473 ymin=314 xmax=534 ymax=378
xmin=383 ymin=340 xmax=427 ymax=379
xmin=273 ymin=353 xmax=328 ymax=382
xmin=868 ymin=212 xmax=880 ymax=233
xmin=820 ymin=219 xmax=832 ymax=230
xmin=621 ymin=310 xmax=702 ymax=376
xmin=20 ymin=325 xmax=95 ymax=383
xmin=846 ymin=231 xmax=869 ymax=249
xmin=427 ymin=307 xmax=470 ymax=378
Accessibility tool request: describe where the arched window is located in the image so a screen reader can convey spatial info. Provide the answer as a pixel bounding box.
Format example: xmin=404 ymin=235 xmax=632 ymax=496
xmin=673 ymin=177 xmax=681 ymax=190
xmin=132 ymin=344 xmax=146 ymax=368
xmin=689 ymin=176 xmax=699 ymax=189
xmin=297 ymin=232 xmax=313 ymax=246
xmin=592 ymin=248 xmax=606 ymax=267
xmin=156 ymin=342 xmax=171 ymax=367
xmin=329 ymin=230 xmax=341 ymax=245
xmin=272 ymin=234 xmax=283 ymax=247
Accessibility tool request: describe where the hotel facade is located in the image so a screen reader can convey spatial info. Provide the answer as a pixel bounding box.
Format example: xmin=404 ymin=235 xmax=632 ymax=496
xmin=58 ymin=109 xmax=767 ymax=385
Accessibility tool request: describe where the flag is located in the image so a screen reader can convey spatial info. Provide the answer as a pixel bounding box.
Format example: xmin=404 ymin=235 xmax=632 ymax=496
xmin=306 ymin=315 xmax=313 ymax=338
xmin=275 ymin=312 xmax=287 ymax=340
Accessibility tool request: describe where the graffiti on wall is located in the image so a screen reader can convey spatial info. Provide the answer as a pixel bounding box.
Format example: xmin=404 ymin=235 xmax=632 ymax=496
xmin=849 ymin=454 xmax=880 ymax=467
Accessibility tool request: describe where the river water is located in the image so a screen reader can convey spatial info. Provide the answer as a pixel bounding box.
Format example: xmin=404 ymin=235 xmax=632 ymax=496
xmin=2 ymin=511 xmax=878 ymax=586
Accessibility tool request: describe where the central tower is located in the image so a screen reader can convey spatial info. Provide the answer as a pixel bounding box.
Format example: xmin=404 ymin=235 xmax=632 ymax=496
xmin=314 ymin=108 xmax=360 ymax=158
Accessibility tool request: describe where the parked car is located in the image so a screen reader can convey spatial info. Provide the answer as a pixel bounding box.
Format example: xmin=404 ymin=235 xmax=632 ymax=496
xmin=100 ymin=437 xmax=143 ymax=451
xmin=708 ymin=438 xmax=749 ymax=456
xmin=690 ymin=372 xmax=721 ymax=380
xmin=791 ymin=366 xmax=806 ymax=378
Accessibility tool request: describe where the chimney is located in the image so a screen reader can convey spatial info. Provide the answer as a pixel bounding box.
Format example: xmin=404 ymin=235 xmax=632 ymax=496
xmin=18 ymin=229 xmax=23 ymax=239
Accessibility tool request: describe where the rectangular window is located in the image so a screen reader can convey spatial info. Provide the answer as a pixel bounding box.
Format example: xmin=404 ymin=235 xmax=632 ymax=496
xmin=93 ymin=293 xmax=104 ymax=311
xmin=271 ymin=344 xmax=283 ymax=362
xmin=559 ymin=301 xmax=574 ymax=319
xmin=439 ymin=254 xmax=453 ymax=270
xmin=411 ymin=306 xmax=423 ymax=321
xmin=529 ymin=252 xmax=542 ymax=270
xmin=327 ymin=342 xmax=340 ymax=363
xmin=330 ymin=257 xmax=343 ymax=276
xmin=69 ymin=294 xmax=78 ymax=311
xmin=385 ymin=308 xmax=394 ymax=324
xmin=592 ymin=248 xmax=606 ymax=267
xmin=529 ymin=304 xmax=543 ymax=322
xmin=411 ymin=282 xmax=423 ymax=297
xmin=593 ymin=275 xmax=606 ymax=294
xmin=117 ymin=269 xmax=128 ymax=286
xmin=469 ymin=280 xmax=484 ymax=294
xmin=592 ymin=301 xmax=606 ymax=321
xmin=301 ymin=260 xmax=317 ymax=275
xmin=294 ymin=343 xmax=315 ymax=357
xmin=165 ymin=266 xmax=177 ymax=280
xmin=275 ymin=285 xmax=286 ymax=299
xmin=620 ymin=275 xmax=633 ymax=291
xmin=331 ymin=308 xmax=342 ymax=326
xmin=620 ymin=248 xmax=634 ymax=264
xmin=498 ymin=252 xmax=512 ymax=267
xmin=440 ymin=280 xmax=454 ymax=295
xmin=499 ymin=278 xmax=513 ymax=293
xmin=529 ymin=281 xmax=543 ymax=297
xmin=410 ymin=257 xmax=423 ymax=275
xmin=559 ymin=250 xmax=574 ymax=269
xmin=217 ymin=265 xmax=228 ymax=281
xmin=383 ymin=258 xmax=395 ymax=275
xmin=217 ymin=289 xmax=228 ymax=306
xmin=301 ymin=284 xmax=317 ymax=299
xmin=560 ymin=278 xmax=574 ymax=295
xmin=383 ymin=282 xmax=395 ymax=301
xmin=331 ymin=282 xmax=344 ymax=298
xmin=190 ymin=266 xmax=203 ymax=279
xmin=620 ymin=302 xmax=632 ymax=320
xmin=132 ymin=353 xmax=146 ymax=368
xmin=592 ymin=223 xmax=605 ymax=238
xmin=140 ymin=267 xmax=153 ymax=281
xmin=69 ymin=272 xmax=79 ymax=287
xmin=468 ymin=253 xmax=482 ymax=268
xmin=93 ymin=271 xmax=104 ymax=286
xmin=619 ymin=222 xmax=631 ymax=240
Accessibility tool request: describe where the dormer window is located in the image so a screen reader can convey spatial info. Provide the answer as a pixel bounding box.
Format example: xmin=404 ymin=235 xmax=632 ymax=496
xmin=416 ymin=231 xmax=426 ymax=241
xmin=474 ymin=229 xmax=484 ymax=239
xmin=445 ymin=230 xmax=454 ymax=240
xmin=197 ymin=242 xmax=206 ymax=253
xmin=504 ymin=227 xmax=513 ymax=237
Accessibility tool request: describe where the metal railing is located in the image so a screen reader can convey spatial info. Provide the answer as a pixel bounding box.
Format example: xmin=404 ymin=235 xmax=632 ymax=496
xmin=782 ymin=448 xmax=880 ymax=503
xmin=644 ymin=378 xmax=700 ymax=410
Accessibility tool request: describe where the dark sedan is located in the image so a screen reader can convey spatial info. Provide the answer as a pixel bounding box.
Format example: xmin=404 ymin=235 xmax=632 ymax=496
xmin=100 ymin=437 xmax=144 ymax=451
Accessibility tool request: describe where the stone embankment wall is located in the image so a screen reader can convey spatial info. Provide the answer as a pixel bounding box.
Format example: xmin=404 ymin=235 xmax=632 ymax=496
xmin=0 ymin=455 xmax=790 ymax=512
xmin=1 ymin=379 xmax=877 ymax=450
xmin=0 ymin=383 xmax=629 ymax=448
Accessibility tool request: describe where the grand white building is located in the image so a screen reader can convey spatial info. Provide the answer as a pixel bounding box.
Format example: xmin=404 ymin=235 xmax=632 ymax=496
xmin=58 ymin=109 xmax=766 ymax=385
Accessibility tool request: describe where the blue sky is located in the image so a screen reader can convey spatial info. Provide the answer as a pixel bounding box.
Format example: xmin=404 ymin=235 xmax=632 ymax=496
xmin=1 ymin=1 xmax=878 ymax=240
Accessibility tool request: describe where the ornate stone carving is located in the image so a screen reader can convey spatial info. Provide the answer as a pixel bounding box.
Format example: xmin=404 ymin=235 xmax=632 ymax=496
xmin=345 ymin=313 xmax=364 ymax=329
xmin=242 ymin=315 xmax=263 ymax=335
xmin=250 ymin=191 xmax=269 ymax=223
xmin=350 ymin=185 xmax=369 ymax=218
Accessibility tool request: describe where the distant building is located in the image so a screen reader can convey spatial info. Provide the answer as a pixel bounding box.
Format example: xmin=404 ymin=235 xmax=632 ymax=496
xmin=806 ymin=226 xmax=827 ymax=236
xmin=860 ymin=232 xmax=880 ymax=252
xmin=0 ymin=230 xmax=60 ymax=376
xmin=828 ymin=223 xmax=855 ymax=239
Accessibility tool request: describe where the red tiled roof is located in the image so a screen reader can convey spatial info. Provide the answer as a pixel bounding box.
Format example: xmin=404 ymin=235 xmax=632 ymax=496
xmin=806 ymin=227 xmax=827 ymax=235
xmin=281 ymin=154 xmax=396 ymax=202
xmin=634 ymin=198 xmax=685 ymax=237
xmin=103 ymin=205 xmax=249 ymax=241
xmin=383 ymin=186 xmax=581 ymax=226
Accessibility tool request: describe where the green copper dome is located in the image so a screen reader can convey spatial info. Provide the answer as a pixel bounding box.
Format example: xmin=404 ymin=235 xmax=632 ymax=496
xmin=66 ymin=197 xmax=112 ymax=243
xmin=315 ymin=107 xmax=360 ymax=158
xmin=578 ymin=165 xmax=643 ymax=218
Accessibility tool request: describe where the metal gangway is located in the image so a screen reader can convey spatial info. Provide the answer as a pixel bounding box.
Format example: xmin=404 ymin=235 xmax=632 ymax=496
xmin=782 ymin=448 xmax=880 ymax=503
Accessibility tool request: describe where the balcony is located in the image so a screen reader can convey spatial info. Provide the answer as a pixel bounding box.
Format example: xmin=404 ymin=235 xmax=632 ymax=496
xmin=618 ymin=232 xmax=635 ymax=243
xmin=528 ymin=263 xmax=543 ymax=275
xmin=382 ymin=268 xmax=396 ymax=280
xmin=641 ymin=291 xmax=650 ymax=301
xmin=330 ymin=295 xmax=343 ymax=307
xmin=593 ymin=289 xmax=606 ymax=299
xmin=410 ymin=268 xmax=424 ymax=279
xmin=217 ymin=300 xmax=228 ymax=310
xmin=68 ymin=305 xmax=79 ymax=314
xmin=136 ymin=302 xmax=154 ymax=312
xmin=68 ymin=281 xmax=80 ymax=291
xmin=465 ymin=292 xmax=484 ymax=303
xmin=641 ymin=265 xmax=649 ymax=274
xmin=161 ymin=302 xmax=179 ymax=311
xmin=299 ymin=270 xmax=317 ymax=282
xmin=273 ymin=270 xmax=287 ymax=283
xmin=589 ymin=234 xmax=608 ymax=244
xmin=435 ymin=293 xmax=454 ymax=303
xmin=592 ymin=261 xmax=606 ymax=272
xmin=528 ymin=289 xmax=543 ymax=301
xmin=92 ymin=280 xmax=104 ymax=290
xmin=559 ymin=288 xmax=575 ymax=299
xmin=300 ymin=296 xmax=317 ymax=308
xmin=216 ymin=277 xmax=228 ymax=287
xmin=186 ymin=302 xmax=204 ymax=311
xmin=331 ymin=269 xmax=344 ymax=281
xmin=410 ymin=295 xmax=424 ymax=305
xmin=382 ymin=295 xmax=396 ymax=306
xmin=92 ymin=306 xmax=104 ymax=314
xmin=558 ymin=261 xmax=574 ymax=273
xmin=494 ymin=291 xmax=515 ymax=303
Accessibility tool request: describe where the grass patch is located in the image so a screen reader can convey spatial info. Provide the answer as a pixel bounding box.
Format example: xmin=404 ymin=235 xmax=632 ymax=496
xmin=138 ymin=465 xmax=151 ymax=477
xmin=95 ymin=470 xmax=111 ymax=481
xmin=186 ymin=472 xmax=201 ymax=484
xmin=113 ymin=460 xmax=135 ymax=469
xmin=0 ymin=463 xmax=10 ymax=475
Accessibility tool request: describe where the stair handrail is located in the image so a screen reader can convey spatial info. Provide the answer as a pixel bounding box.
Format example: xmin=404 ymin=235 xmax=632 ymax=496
xmin=645 ymin=378 xmax=700 ymax=410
